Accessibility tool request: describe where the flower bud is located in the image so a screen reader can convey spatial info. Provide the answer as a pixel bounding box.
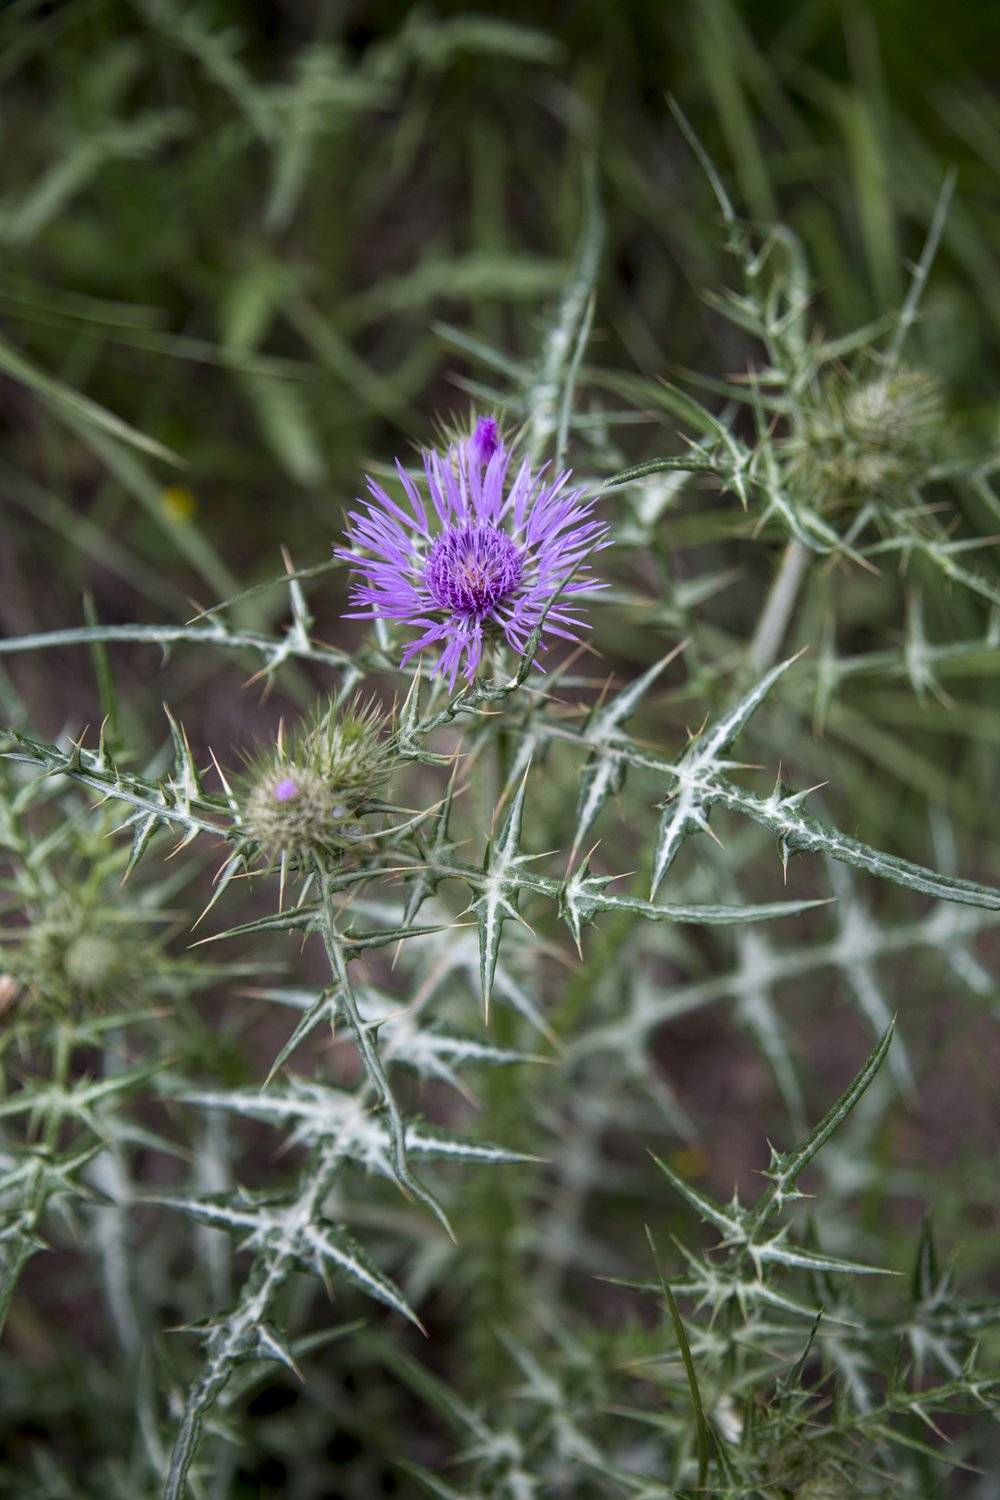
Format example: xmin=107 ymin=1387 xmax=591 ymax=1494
xmin=801 ymin=366 xmax=943 ymax=506
xmin=19 ymin=902 xmax=150 ymax=1012
xmin=241 ymin=696 xmax=395 ymax=863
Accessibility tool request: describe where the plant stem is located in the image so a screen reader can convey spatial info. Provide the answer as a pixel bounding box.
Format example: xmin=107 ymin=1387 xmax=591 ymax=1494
xmin=747 ymin=538 xmax=810 ymax=675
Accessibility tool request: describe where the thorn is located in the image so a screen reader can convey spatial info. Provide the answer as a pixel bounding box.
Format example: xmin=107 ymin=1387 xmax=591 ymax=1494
xmin=188 ymin=930 xmax=226 ymax=949
xmin=590 ymin=671 xmax=617 ymax=719
xmin=181 ymin=589 xmax=211 ymax=623
xmin=208 ymin=747 xmax=238 ymax=810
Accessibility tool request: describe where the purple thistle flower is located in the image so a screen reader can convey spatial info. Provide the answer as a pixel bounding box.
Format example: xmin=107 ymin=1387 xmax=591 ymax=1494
xmin=467 ymin=414 xmax=500 ymax=468
xmin=335 ymin=417 xmax=609 ymax=689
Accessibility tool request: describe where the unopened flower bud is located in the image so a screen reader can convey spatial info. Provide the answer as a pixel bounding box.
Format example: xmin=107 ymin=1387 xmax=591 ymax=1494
xmin=240 ymin=696 xmax=396 ymax=863
xmin=801 ymin=366 xmax=943 ymax=506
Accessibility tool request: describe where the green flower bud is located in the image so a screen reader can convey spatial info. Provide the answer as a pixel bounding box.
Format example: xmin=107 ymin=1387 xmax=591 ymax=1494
xmin=240 ymin=695 xmax=396 ymax=864
xmin=63 ymin=931 xmax=123 ymax=991
xmin=797 ymin=365 xmax=943 ymax=508
xmin=244 ymin=763 xmax=352 ymax=856
xmin=18 ymin=902 xmax=151 ymax=1012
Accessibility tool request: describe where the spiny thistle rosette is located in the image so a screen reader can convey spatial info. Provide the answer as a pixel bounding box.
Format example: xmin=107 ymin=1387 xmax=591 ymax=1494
xmin=335 ymin=416 xmax=609 ymax=688
xmin=241 ymin=695 xmax=396 ymax=865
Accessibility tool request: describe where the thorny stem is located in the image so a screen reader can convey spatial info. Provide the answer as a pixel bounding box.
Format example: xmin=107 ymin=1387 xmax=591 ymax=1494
xmin=747 ymin=538 xmax=810 ymax=676
xmin=44 ymin=1022 xmax=73 ymax=1153
xmin=316 ymin=866 xmax=453 ymax=1238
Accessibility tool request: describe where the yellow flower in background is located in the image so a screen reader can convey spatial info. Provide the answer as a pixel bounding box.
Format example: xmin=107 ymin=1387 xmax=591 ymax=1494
xmin=160 ymin=485 xmax=198 ymax=522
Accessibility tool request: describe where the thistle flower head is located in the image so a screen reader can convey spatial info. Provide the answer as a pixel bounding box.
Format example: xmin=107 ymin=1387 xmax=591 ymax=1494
xmin=17 ymin=898 xmax=155 ymax=1013
xmin=335 ymin=416 xmax=608 ymax=689
xmin=803 ymin=365 xmax=943 ymax=504
xmin=242 ymin=695 xmax=395 ymax=863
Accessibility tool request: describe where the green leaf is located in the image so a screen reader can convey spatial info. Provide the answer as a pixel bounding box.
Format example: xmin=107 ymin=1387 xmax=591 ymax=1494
xmin=649 ymin=1154 xmax=747 ymax=1242
xmin=0 ymin=618 xmax=352 ymax=675
xmin=469 ymin=769 xmax=536 ymax=1008
xmin=646 ymin=1227 xmax=710 ymax=1489
xmin=751 ymin=1021 xmax=895 ymax=1227
xmin=733 ymin=782 xmax=1000 ymax=910
xmin=560 ymin=853 xmax=829 ymax=950
xmin=184 ymin=1082 xmax=536 ymax=1170
xmin=156 ymin=1193 xmax=421 ymax=1326
xmin=750 ymin=1235 xmax=892 ymax=1277
xmin=403 ymin=767 xmax=461 ymax=923
xmin=263 ymin=990 xmax=338 ymax=1087
xmin=572 ymin=650 xmax=681 ymax=856
xmin=317 ymin=899 xmax=452 ymax=1238
xmin=650 ymin=654 xmax=801 ymax=896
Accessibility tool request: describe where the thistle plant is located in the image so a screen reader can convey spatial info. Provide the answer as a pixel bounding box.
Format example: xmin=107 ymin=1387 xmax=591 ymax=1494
xmin=2 ymin=14 xmax=1000 ymax=1500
